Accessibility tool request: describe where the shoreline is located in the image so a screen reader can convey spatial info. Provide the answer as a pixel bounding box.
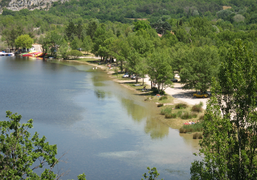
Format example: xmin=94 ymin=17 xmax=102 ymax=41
xmin=64 ymin=59 xmax=205 ymax=133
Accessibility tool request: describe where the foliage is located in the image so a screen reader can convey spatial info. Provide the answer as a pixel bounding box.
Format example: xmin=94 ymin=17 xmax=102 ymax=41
xmin=190 ymin=40 xmax=257 ymax=179
xmin=142 ymin=167 xmax=163 ymax=180
xmin=15 ymin=34 xmax=33 ymax=49
xmin=147 ymin=48 xmax=173 ymax=93
xmin=191 ymin=102 xmax=203 ymax=113
xmin=133 ymin=20 xmax=151 ymax=31
xmin=179 ymin=122 xmax=203 ymax=133
xmin=180 ymin=112 xmax=197 ymax=119
xmin=192 ymin=133 xmax=202 ymax=139
xmin=180 ymin=45 xmax=220 ymax=92
xmin=175 ymin=103 xmax=188 ymax=109
xmin=58 ymin=39 xmax=70 ymax=59
xmin=67 ymin=50 xmax=83 ymax=59
xmin=160 ymin=107 xmax=172 ymax=115
xmin=0 ymin=111 xmax=59 ymax=179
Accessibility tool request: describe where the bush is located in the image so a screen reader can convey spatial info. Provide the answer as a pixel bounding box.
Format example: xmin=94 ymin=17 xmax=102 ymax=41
xmin=193 ymin=133 xmax=203 ymax=139
xmin=191 ymin=102 xmax=203 ymax=113
xmin=181 ymin=122 xmax=203 ymax=133
xmin=160 ymin=107 xmax=172 ymax=115
xmin=181 ymin=112 xmax=197 ymax=119
xmin=68 ymin=50 xmax=83 ymax=59
xmin=157 ymin=103 xmax=163 ymax=107
xmin=165 ymin=113 xmax=177 ymax=118
xmin=175 ymin=103 xmax=188 ymax=109
xmin=159 ymin=96 xmax=168 ymax=101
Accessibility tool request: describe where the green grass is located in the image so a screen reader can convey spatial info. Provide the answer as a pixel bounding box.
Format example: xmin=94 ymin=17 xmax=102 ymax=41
xmin=179 ymin=122 xmax=203 ymax=133
xmin=175 ymin=103 xmax=188 ymax=109
xmin=160 ymin=107 xmax=172 ymax=115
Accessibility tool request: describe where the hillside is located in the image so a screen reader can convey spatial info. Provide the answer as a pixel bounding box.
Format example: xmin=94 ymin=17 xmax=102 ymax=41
xmin=0 ymin=0 xmax=68 ymax=13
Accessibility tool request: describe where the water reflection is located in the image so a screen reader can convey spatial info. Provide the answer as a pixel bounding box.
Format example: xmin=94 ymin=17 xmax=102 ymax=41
xmin=94 ymin=90 xmax=106 ymax=99
xmin=0 ymin=57 xmax=201 ymax=179
xmin=120 ymin=98 xmax=147 ymax=123
xmin=144 ymin=117 xmax=169 ymax=139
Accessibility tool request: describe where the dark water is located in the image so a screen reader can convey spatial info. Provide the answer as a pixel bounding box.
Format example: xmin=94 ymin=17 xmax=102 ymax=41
xmin=0 ymin=57 xmax=200 ymax=180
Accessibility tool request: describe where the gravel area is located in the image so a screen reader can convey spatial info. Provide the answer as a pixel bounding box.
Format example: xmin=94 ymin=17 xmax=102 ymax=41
xmin=144 ymin=76 xmax=209 ymax=109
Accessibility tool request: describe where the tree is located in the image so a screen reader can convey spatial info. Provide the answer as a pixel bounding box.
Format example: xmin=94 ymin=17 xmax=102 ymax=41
xmin=147 ymin=48 xmax=173 ymax=93
xmin=82 ymin=35 xmax=92 ymax=53
xmin=180 ymin=46 xmax=220 ymax=92
xmin=133 ymin=20 xmax=151 ymax=32
xmin=66 ymin=21 xmax=76 ymax=41
xmin=142 ymin=167 xmax=163 ymax=180
xmin=190 ymin=40 xmax=257 ymax=179
xmin=58 ymin=39 xmax=70 ymax=59
xmin=0 ymin=111 xmax=59 ymax=179
xmin=15 ymin=34 xmax=34 ymax=49
xmin=0 ymin=111 xmax=87 ymax=179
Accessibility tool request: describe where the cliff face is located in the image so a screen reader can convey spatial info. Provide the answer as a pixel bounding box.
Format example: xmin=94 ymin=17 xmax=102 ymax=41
xmin=0 ymin=0 xmax=68 ymax=13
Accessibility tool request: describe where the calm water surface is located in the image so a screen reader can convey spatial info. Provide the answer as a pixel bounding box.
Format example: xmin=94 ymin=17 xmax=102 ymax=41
xmin=0 ymin=57 xmax=200 ymax=180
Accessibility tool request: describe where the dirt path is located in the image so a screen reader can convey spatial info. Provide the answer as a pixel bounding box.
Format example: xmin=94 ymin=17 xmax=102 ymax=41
xmin=143 ymin=76 xmax=209 ymax=109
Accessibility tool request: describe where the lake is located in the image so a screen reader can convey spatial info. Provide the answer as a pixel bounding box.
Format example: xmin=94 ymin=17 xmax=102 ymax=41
xmin=0 ymin=56 xmax=200 ymax=180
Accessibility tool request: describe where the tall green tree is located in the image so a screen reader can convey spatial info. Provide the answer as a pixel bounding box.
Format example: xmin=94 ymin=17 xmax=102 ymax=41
xmin=191 ymin=40 xmax=257 ymax=179
xmin=180 ymin=45 xmax=220 ymax=92
xmin=147 ymin=48 xmax=173 ymax=93
xmin=15 ymin=34 xmax=34 ymax=49
xmin=0 ymin=111 xmax=87 ymax=179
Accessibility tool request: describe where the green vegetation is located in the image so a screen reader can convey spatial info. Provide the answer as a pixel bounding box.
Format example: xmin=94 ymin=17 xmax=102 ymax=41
xmin=179 ymin=122 xmax=203 ymax=133
xmin=191 ymin=40 xmax=257 ymax=179
xmin=15 ymin=34 xmax=34 ymax=49
xmin=175 ymin=103 xmax=188 ymax=109
xmin=191 ymin=102 xmax=203 ymax=113
xmin=0 ymin=111 xmax=86 ymax=180
xmin=0 ymin=0 xmax=257 ymax=178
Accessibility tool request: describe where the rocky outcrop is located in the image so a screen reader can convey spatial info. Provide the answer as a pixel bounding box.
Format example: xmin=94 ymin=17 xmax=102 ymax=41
xmin=0 ymin=0 xmax=69 ymax=13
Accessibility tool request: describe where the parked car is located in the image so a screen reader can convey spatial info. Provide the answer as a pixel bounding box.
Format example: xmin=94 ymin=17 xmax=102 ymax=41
xmin=171 ymin=77 xmax=178 ymax=82
xmin=193 ymin=92 xmax=211 ymax=98
xmin=131 ymin=75 xmax=141 ymax=80
xmin=122 ymin=73 xmax=130 ymax=78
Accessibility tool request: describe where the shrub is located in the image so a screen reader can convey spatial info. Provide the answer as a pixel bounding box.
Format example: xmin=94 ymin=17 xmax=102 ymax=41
xmin=165 ymin=113 xmax=177 ymax=118
xmin=68 ymin=50 xmax=83 ymax=59
xmin=193 ymin=133 xmax=203 ymax=139
xmin=160 ymin=107 xmax=172 ymax=115
xmin=181 ymin=112 xmax=197 ymax=119
xmin=157 ymin=103 xmax=163 ymax=107
xmin=159 ymin=96 xmax=168 ymax=101
xmin=160 ymin=90 xmax=165 ymax=95
xmin=179 ymin=127 xmax=187 ymax=133
xmin=182 ymin=122 xmax=203 ymax=132
xmin=175 ymin=103 xmax=188 ymax=109
xmin=191 ymin=102 xmax=204 ymax=113
xmin=193 ymin=133 xmax=199 ymax=139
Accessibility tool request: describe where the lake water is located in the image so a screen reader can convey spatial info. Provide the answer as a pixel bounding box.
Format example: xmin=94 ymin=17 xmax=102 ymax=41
xmin=0 ymin=57 xmax=200 ymax=180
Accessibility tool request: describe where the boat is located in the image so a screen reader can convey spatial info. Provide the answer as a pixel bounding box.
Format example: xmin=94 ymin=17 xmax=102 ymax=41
xmin=0 ymin=51 xmax=15 ymax=56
